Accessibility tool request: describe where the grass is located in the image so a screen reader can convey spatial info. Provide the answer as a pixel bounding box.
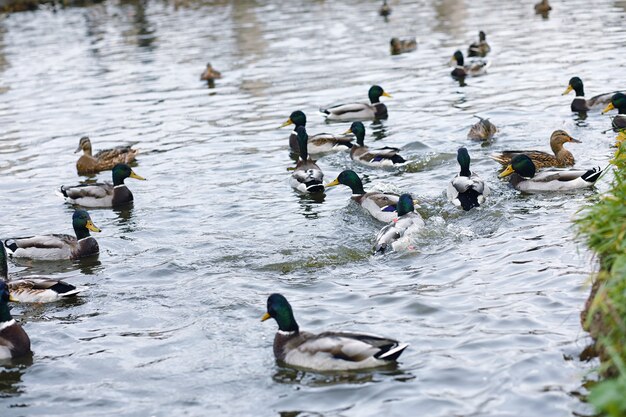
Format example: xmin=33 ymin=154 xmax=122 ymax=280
xmin=576 ymin=138 xmax=626 ymax=416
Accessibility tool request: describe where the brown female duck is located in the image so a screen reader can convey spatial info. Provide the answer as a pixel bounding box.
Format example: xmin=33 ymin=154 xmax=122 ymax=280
xmin=75 ymin=136 xmax=138 ymax=175
xmin=490 ymin=130 xmax=580 ymax=168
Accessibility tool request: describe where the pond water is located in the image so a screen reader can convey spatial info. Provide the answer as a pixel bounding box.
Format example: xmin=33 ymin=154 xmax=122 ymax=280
xmin=1 ymin=0 xmax=625 ymax=415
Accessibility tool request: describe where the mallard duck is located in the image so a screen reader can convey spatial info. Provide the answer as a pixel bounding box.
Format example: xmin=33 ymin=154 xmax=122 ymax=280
xmin=262 ymin=293 xmax=408 ymax=371
xmin=450 ymin=50 xmax=488 ymax=79
xmin=3 ymin=209 xmax=100 ymax=261
xmin=1 ymin=245 xmax=85 ymax=303
xmin=280 ymin=111 xmax=353 ymax=154
xmin=75 ymin=136 xmax=138 ymax=176
xmin=467 ymin=116 xmax=497 ymax=141
xmin=200 ymin=63 xmax=221 ymax=82
xmin=320 ymin=85 xmax=391 ymax=122
xmin=562 ymin=77 xmax=618 ymax=113
xmin=602 ymin=93 xmax=626 ymax=131
xmin=59 ymin=163 xmax=146 ymax=208
xmin=490 ymin=130 xmax=580 ymax=169
xmin=346 ymin=122 xmax=406 ymax=167
xmin=447 ymin=147 xmax=489 ymax=211
xmin=374 ymin=194 xmax=424 ymax=254
xmin=467 ymin=31 xmax=490 ymax=58
xmin=0 ymin=281 xmax=31 ymax=359
xmin=379 ymin=0 xmax=391 ymax=17
xmin=534 ymin=0 xmax=552 ymax=14
xmin=326 ymin=169 xmax=407 ymax=223
xmin=499 ymin=154 xmax=603 ymax=192
xmin=290 ymin=126 xmax=324 ymax=194
xmin=390 ymin=37 xmax=417 ymax=55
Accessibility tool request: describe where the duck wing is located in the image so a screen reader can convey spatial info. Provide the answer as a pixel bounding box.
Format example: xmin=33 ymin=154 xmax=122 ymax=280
xmin=301 ymin=331 xmax=408 ymax=361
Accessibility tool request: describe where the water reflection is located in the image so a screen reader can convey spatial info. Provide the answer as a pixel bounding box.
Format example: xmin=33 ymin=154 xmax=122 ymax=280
xmin=369 ymin=121 xmax=388 ymax=142
xmin=433 ymin=0 xmax=467 ymax=37
xmin=297 ymin=193 xmax=325 ymax=219
xmin=0 ymin=361 xmax=32 ymax=398
xmin=272 ymin=363 xmax=409 ymax=386
xmin=121 ymin=0 xmax=157 ymax=54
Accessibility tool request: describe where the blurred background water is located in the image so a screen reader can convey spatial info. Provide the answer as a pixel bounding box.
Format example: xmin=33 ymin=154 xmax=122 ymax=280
xmin=1 ymin=0 xmax=625 ymax=415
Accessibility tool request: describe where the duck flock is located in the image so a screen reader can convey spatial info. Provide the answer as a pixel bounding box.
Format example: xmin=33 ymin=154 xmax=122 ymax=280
xmin=1 ymin=0 xmax=625 ymax=374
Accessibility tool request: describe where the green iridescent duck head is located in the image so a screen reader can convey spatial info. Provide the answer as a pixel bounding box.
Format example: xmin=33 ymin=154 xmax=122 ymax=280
xmin=325 ymin=169 xmax=366 ymax=194
xmin=499 ymin=154 xmax=536 ymax=179
xmin=344 ymin=121 xmax=366 ymax=146
xmin=280 ymin=110 xmax=306 ymax=129
xmin=368 ymin=85 xmax=391 ymax=104
xmin=261 ymin=293 xmax=299 ymax=333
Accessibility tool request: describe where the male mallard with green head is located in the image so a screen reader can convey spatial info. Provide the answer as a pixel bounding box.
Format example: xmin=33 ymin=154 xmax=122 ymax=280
xmin=490 ymin=130 xmax=580 ymax=168
xmin=1 ymin=245 xmax=85 ymax=303
xmin=321 ymin=85 xmax=391 ymax=122
xmin=290 ymin=126 xmax=324 ymax=194
xmin=75 ymin=136 xmax=138 ymax=176
xmin=447 ymin=147 xmax=489 ymax=211
xmin=0 ymin=281 xmax=31 ymax=360
xmin=4 ymin=209 xmax=100 ymax=261
xmin=326 ymin=169 xmax=407 ymax=222
xmin=60 ymin=163 xmax=146 ymax=208
xmin=562 ymin=77 xmax=619 ymax=113
xmin=467 ymin=31 xmax=490 ymax=58
xmin=280 ymin=111 xmax=353 ymax=154
xmin=450 ymin=50 xmax=488 ymax=79
xmin=262 ymin=293 xmax=408 ymax=371
xmin=346 ymin=122 xmax=406 ymax=167
xmin=602 ymin=92 xmax=626 ymax=131
xmin=499 ymin=154 xmax=603 ymax=192
xmin=373 ymin=194 xmax=424 ymax=254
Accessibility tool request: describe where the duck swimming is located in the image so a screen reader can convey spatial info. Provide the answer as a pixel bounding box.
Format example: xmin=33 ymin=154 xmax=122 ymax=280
xmin=447 ymin=147 xmax=489 ymax=211
xmin=346 ymin=122 xmax=406 ymax=167
xmin=467 ymin=116 xmax=497 ymax=141
xmin=602 ymin=92 xmax=626 ymax=131
xmin=0 ymin=281 xmax=31 ymax=359
xmin=262 ymin=293 xmax=408 ymax=371
xmin=467 ymin=31 xmax=490 ymax=58
xmin=75 ymin=136 xmax=138 ymax=176
xmin=290 ymin=126 xmax=324 ymax=194
xmin=280 ymin=111 xmax=353 ymax=154
xmin=374 ymin=194 xmax=424 ymax=254
xmin=320 ymin=85 xmax=391 ymax=122
xmin=450 ymin=50 xmax=488 ymax=79
xmin=490 ymin=130 xmax=580 ymax=168
xmin=562 ymin=77 xmax=618 ymax=113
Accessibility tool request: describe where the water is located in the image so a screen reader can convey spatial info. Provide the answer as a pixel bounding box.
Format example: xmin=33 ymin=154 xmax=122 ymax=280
xmin=1 ymin=0 xmax=624 ymax=415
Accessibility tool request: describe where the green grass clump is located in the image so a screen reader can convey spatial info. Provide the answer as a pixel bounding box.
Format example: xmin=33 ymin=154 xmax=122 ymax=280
xmin=576 ymin=141 xmax=626 ymax=416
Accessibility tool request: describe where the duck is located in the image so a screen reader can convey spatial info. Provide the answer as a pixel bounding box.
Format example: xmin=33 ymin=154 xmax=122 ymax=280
xmin=379 ymin=0 xmax=391 ymax=17
xmin=534 ymin=0 xmax=552 ymax=14
xmin=325 ymin=169 xmax=408 ymax=223
xmin=59 ymin=163 xmax=146 ymax=208
xmin=200 ymin=63 xmax=221 ymax=82
xmin=320 ymin=85 xmax=391 ymax=122
xmin=450 ymin=50 xmax=488 ymax=79
xmin=0 ymin=281 xmax=31 ymax=360
xmin=390 ymin=37 xmax=417 ymax=55
xmin=562 ymin=77 xmax=618 ymax=113
xmin=499 ymin=154 xmax=603 ymax=192
xmin=346 ymin=122 xmax=406 ymax=167
xmin=290 ymin=126 xmax=324 ymax=194
xmin=1 ymin=245 xmax=85 ymax=303
xmin=467 ymin=116 xmax=497 ymax=141
xmin=262 ymin=293 xmax=408 ymax=371
xmin=280 ymin=111 xmax=353 ymax=154
xmin=75 ymin=136 xmax=138 ymax=176
xmin=3 ymin=209 xmax=100 ymax=261
xmin=374 ymin=194 xmax=424 ymax=254
xmin=490 ymin=130 xmax=580 ymax=169
xmin=467 ymin=31 xmax=490 ymax=58
xmin=602 ymin=92 xmax=626 ymax=131
xmin=447 ymin=147 xmax=489 ymax=211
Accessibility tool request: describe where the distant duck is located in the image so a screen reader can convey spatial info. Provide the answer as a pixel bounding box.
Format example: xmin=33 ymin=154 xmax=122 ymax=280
xmin=320 ymin=85 xmax=391 ymax=122
xmin=490 ymin=130 xmax=580 ymax=169
xmin=75 ymin=136 xmax=138 ymax=176
xmin=325 ymin=170 xmax=408 ymax=223
xmin=4 ymin=209 xmax=100 ymax=261
xmin=0 ymin=281 xmax=31 ymax=360
xmin=379 ymin=0 xmax=391 ymax=17
xmin=262 ymin=293 xmax=408 ymax=371
xmin=346 ymin=122 xmax=406 ymax=167
xmin=602 ymin=93 xmax=626 ymax=131
xmin=390 ymin=37 xmax=417 ymax=55
xmin=373 ymin=194 xmax=424 ymax=254
xmin=200 ymin=63 xmax=221 ymax=82
xmin=450 ymin=50 xmax=488 ymax=79
xmin=467 ymin=116 xmax=497 ymax=141
xmin=290 ymin=126 xmax=324 ymax=194
xmin=59 ymin=163 xmax=146 ymax=208
xmin=280 ymin=111 xmax=353 ymax=154
xmin=499 ymin=154 xmax=603 ymax=192
xmin=562 ymin=77 xmax=618 ymax=113
xmin=447 ymin=147 xmax=489 ymax=211
xmin=467 ymin=31 xmax=490 ymax=58
xmin=1 ymin=245 xmax=85 ymax=303
xmin=534 ymin=0 xmax=552 ymax=14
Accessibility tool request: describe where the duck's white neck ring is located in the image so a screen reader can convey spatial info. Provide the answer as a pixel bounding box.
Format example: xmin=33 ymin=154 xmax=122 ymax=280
xmin=0 ymin=319 xmax=16 ymax=331
xmin=77 ymin=236 xmax=94 ymax=243
xmin=114 ymin=184 xmax=127 ymax=189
